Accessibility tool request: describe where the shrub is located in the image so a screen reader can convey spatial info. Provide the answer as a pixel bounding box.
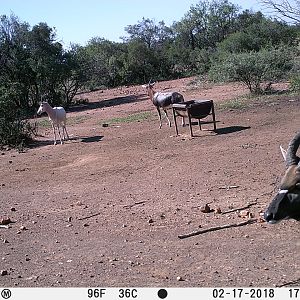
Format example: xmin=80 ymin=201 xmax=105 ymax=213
xmin=209 ymin=47 xmax=294 ymax=94
xmin=290 ymin=74 xmax=300 ymax=92
xmin=0 ymin=92 xmax=34 ymax=150
xmin=290 ymin=56 xmax=300 ymax=92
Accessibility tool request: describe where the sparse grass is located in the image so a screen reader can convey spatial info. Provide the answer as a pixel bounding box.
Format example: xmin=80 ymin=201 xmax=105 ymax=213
xmin=187 ymin=76 xmax=214 ymax=91
xmin=68 ymin=115 xmax=90 ymax=125
xmin=217 ymin=90 xmax=298 ymax=111
xmin=36 ymin=118 xmax=51 ymax=128
xmin=217 ymin=98 xmax=249 ymax=110
xmin=101 ymin=111 xmax=153 ymax=125
xmin=36 ymin=115 xmax=90 ymax=128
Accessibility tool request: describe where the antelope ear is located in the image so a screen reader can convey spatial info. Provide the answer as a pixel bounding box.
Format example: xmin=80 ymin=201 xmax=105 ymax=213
xmin=280 ymin=145 xmax=287 ymax=161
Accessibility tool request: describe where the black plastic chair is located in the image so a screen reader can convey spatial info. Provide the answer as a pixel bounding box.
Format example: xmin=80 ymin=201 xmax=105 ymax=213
xmin=172 ymin=100 xmax=217 ymax=137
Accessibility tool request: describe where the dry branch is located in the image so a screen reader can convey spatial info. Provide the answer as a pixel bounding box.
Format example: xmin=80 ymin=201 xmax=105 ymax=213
xmin=78 ymin=212 xmax=101 ymax=221
xmin=221 ymin=201 xmax=257 ymax=215
xmin=123 ymin=201 xmax=146 ymax=209
xmin=178 ymin=219 xmax=257 ymax=239
xmin=276 ymin=278 xmax=300 ymax=287
xmin=218 ymin=185 xmax=239 ymax=190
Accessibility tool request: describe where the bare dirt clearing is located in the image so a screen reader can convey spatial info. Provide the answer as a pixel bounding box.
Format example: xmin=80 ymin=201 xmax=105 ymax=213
xmin=0 ymin=78 xmax=299 ymax=287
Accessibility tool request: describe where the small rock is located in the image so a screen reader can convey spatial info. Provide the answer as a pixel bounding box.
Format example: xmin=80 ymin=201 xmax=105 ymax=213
xmin=176 ymin=276 xmax=184 ymax=281
xmin=215 ymin=207 xmax=222 ymax=214
xmin=1 ymin=270 xmax=8 ymax=276
xmin=10 ymin=207 xmax=16 ymax=212
xmin=111 ymin=258 xmax=118 ymax=262
xmin=148 ymin=218 xmax=154 ymax=224
xmin=239 ymin=210 xmax=253 ymax=218
xmin=200 ymin=204 xmax=214 ymax=213
xmin=0 ymin=218 xmax=11 ymax=225
xmin=20 ymin=226 xmax=27 ymax=231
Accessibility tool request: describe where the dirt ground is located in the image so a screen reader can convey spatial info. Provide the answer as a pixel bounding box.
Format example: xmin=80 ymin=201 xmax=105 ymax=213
xmin=0 ymin=77 xmax=299 ymax=288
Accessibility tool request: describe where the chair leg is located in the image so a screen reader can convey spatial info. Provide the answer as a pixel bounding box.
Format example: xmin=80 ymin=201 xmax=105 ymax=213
xmin=188 ymin=111 xmax=193 ymax=137
xmin=172 ymin=108 xmax=179 ymax=135
xmin=211 ymin=102 xmax=217 ymax=131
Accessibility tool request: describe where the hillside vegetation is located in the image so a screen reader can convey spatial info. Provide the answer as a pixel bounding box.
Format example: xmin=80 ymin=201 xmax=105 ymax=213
xmin=0 ymin=0 xmax=299 ymax=148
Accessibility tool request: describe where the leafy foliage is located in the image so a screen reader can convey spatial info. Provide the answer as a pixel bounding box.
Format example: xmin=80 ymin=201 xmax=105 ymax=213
xmin=209 ymin=47 xmax=294 ymax=93
xmin=0 ymin=89 xmax=34 ymax=149
xmin=0 ymin=1 xmax=299 ymax=148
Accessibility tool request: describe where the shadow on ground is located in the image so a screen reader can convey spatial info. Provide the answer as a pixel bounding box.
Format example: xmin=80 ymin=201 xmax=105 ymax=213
xmin=68 ymin=94 xmax=148 ymax=113
xmin=215 ymin=126 xmax=251 ymax=135
xmin=29 ymin=135 xmax=104 ymax=148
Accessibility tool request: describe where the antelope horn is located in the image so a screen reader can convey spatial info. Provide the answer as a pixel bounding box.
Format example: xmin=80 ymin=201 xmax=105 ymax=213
xmin=148 ymin=79 xmax=156 ymax=87
xmin=285 ymin=131 xmax=300 ymax=167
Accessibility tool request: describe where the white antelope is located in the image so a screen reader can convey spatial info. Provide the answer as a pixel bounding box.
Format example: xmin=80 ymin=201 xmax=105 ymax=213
xmin=264 ymin=131 xmax=300 ymax=223
xmin=143 ymin=81 xmax=185 ymax=129
xmin=37 ymin=102 xmax=69 ymax=145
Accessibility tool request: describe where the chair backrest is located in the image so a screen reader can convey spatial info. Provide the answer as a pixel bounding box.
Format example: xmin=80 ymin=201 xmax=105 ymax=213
xmin=188 ymin=100 xmax=213 ymax=119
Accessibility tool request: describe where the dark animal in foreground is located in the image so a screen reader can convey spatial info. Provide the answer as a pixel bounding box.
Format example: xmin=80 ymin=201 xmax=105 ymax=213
xmin=264 ymin=132 xmax=300 ymax=223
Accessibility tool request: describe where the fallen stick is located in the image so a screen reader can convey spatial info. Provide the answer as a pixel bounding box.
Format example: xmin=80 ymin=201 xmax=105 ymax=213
xmin=0 ymin=225 xmax=9 ymax=229
xmin=78 ymin=212 xmax=101 ymax=221
xmin=218 ymin=185 xmax=239 ymax=190
xmin=178 ymin=219 xmax=257 ymax=239
xmin=221 ymin=201 xmax=257 ymax=215
xmin=123 ymin=201 xmax=146 ymax=209
xmin=276 ymin=278 xmax=300 ymax=287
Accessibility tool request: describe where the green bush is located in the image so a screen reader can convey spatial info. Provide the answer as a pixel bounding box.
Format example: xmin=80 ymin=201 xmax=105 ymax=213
xmin=209 ymin=47 xmax=294 ymax=94
xmin=0 ymin=92 xmax=34 ymax=150
xmin=290 ymin=74 xmax=300 ymax=92
xmin=290 ymin=56 xmax=300 ymax=92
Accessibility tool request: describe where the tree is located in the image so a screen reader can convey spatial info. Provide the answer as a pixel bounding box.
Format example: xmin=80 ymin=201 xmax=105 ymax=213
xmin=123 ymin=18 xmax=173 ymax=49
xmin=217 ymin=14 xmax=298 ymax=53
xmin=261 ymin=0 xmax=300 ymax=23
xmin=0 ymin=15 xmax=35 ymax=148
xmin=173 ymin=0 xmax=240 ymax=50
xmin=0 ymin=14 xmax=87 ymax=148
xmin=59 ymin=45 xmax=87 ymax=107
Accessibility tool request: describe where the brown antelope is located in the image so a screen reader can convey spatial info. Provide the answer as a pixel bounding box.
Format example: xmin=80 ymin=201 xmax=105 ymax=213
xmin=142 ymin=81 xmax=185 ymax=129
xmin=264 ymin=131 xmax=300 ymax=223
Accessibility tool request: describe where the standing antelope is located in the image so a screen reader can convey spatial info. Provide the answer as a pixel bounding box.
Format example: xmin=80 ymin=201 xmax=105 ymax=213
xmin=143 ymin=81 xmax=185 ymax=129
xmin=37 ymin=102 xmax=69 ymax=145
xmin=264 ymin=131 xmax=300 ymax=223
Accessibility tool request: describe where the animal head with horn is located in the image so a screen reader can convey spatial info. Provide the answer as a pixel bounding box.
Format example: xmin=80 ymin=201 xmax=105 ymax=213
xmin=264 ymin=131 xmax=300 ymax=223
